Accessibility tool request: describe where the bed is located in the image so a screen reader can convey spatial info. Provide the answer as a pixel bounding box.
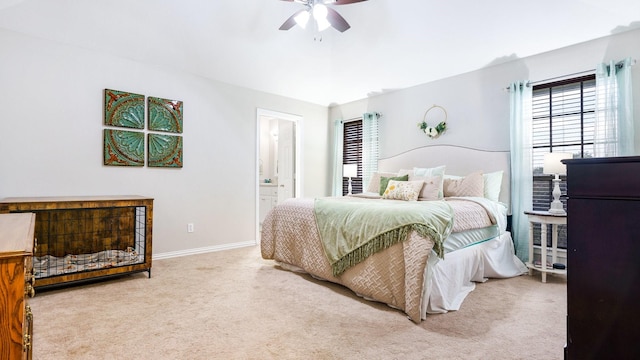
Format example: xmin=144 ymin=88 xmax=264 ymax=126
xmin=261 ymin=145 xmax=527 ymax=323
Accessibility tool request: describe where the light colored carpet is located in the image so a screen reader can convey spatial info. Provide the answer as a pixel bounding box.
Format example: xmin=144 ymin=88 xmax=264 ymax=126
xmin=29 ymin=245 xmax=567 ymax=359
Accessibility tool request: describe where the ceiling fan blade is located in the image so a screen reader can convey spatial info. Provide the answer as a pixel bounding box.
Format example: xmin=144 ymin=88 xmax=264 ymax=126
xmin=332 ymin=0 xmax=368 ymax=5
xmin=279 ymin=9 xmax=307 ymax=30
xmin=326 ymin=7 xmax=350 ymax=32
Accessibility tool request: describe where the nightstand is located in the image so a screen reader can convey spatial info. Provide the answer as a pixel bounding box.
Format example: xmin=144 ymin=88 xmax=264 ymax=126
xmin=524 ymin=210 xmax=567 ymax=283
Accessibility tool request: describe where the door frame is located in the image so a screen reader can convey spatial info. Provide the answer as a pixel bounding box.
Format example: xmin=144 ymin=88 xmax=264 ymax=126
xmin=256 ymin=108 xmax=303 ymax=243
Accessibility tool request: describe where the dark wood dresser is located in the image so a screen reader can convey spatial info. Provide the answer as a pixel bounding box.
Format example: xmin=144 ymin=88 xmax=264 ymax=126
xmin=563 ymin=156 xmax=640 ymax=359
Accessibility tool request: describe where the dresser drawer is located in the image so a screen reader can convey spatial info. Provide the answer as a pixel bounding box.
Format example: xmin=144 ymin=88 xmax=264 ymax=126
xmin=259 ymin=185 xmax=278 ymax=197
xmin=0 ymin=213 xmax=35 ymax=360
xmin=564 ymin=156 xmax=640 ymax=198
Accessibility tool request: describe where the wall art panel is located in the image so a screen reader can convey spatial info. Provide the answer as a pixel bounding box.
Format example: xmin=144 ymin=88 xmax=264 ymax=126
xmin=103 ymin=129 xmax=145 ymax=166
xmin=148 ymin=96 xmax=183 ymax=133
xmin=148 ymin=134 xmax=183 ymax=168
xmin=104 ymin=89 xmax=145 ymax=129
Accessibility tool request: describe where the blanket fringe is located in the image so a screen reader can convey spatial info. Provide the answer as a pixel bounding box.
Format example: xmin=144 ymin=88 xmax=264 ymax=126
xmin=332 ymin=223 xmax=444 ymax=277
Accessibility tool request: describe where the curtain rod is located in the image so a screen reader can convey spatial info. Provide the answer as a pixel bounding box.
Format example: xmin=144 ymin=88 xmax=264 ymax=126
xmin=530 ymin=69 xmax=594 ymax=86
xmin=503 ymin=69 xmax=594 ymax=91
xmin=504 ymin=58 xmax=636 ymax=91
xmin=341 ymin=112 xmax=381 ymax=123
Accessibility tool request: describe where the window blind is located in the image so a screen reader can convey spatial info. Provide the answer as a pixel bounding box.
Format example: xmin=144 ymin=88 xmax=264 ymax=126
xmin=342 ymin=120 xmax=363 ymax=195
xmin=531 ymin=74 xmax=595 ymax=248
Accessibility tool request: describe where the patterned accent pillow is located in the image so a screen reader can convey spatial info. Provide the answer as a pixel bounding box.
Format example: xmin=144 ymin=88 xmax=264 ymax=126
xmin=379 ymin=174 xmax=409 ymax=195
xmin=443 ymin=171 xmax=484 ymax=197
xmin=366 ymin=171 xmax=398 ymax=193
xmin=382 ymin=180 xmax=424 ymax=201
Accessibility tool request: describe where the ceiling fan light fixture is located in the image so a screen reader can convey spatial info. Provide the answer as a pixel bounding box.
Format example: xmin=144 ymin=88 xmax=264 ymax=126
xmin=294 ymin=10 xmax=310 ymax=28
xmin=312 ymin=3 xmax=328 ymax=20
xmin=315 ymin=17 xmax=331 ymax=31
xmin=279 ymin=0 xmax=368 ymax=33
xmin=312 ymin=4 xmax=330 ymax=31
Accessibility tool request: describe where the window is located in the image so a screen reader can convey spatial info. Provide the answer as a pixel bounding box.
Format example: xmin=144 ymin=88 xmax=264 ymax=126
xmin=531 ymin=74 xmax=596 ymax=248
xmin=338 ymin=113 xmax=379 ymax=196
xmin=342 ymin=119 xmax=363 ymax=195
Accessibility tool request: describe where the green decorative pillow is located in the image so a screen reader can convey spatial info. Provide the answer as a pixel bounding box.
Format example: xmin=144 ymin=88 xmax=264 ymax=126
xmin=366 ymin=171 xmax=398 ymax=193
xmin=379 ymin=174 xmax=409 ymax=195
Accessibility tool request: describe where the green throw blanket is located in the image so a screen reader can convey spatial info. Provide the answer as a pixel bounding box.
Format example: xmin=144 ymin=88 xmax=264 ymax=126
xmin=314 ymin=197 xmax=454 ymax=277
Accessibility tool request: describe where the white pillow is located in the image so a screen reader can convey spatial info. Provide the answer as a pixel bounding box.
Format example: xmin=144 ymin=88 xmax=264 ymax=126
xmin=483 ymin=171 xmax=503 ymax=202
xmin=412 ymin=165 xmax=446 ymax=198
xmin=382 ymin=180 xmax=424 ymax=201
xmin=397 ymin=169 xmax=441 ymax=200
xmin=413 ymin=165 xmax=446 ymax=177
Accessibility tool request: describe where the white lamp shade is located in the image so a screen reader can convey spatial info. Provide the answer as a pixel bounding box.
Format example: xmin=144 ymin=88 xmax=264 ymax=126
xmin=543 ymin=153 xmax=572 ymax=175
xmin=343 ymin=164 xmax=358 ymax=178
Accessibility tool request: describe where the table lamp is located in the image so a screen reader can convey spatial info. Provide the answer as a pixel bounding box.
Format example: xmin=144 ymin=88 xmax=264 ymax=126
xmin=543 ymin=152 xmax=572 ymax=214
xmin=343 ymin=164 xmax=358 ymax=195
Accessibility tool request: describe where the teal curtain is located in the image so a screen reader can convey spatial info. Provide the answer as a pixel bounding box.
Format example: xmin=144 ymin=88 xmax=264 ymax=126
xmin=332 ymin=120 xmax=344 ymax=196
xmin=362 ymin=112 xmax=380 ymax=191
xmin=509 ymin=81 xmax=533 ymax=262
xmin=594 ymin=58 xmax=634 ymax=157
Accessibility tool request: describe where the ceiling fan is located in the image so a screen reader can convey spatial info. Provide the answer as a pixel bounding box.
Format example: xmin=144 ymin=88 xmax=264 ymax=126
xmin=278 ymin=0 xmax=368 ymax=33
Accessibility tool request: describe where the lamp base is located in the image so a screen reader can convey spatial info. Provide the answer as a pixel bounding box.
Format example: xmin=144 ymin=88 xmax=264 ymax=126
xmin=548 ymin=177 xmax=565 ymax=215
xmin=548 ymin=202 xmax=566 ymax=215
xmin=347 ymin=177 xmax=353 ymax=196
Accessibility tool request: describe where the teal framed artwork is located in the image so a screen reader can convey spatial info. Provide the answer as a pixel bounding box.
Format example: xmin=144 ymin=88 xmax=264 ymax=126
xmin=103 ymin=129 xmax=145 ymax=166
xmin=148 ymin=133 xmax=183 ymax=168
xmin=104 ymin=89 xmax=145 ymax=129
xmin=103 ymin=89 xmax=184 ymax=168
xmin=148 ymin=96 xmax=183 ymax=133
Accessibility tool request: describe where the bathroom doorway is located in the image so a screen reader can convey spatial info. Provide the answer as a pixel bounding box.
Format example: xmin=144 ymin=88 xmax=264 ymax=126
xmin=256 ymin=108 xmax=302 ymax=240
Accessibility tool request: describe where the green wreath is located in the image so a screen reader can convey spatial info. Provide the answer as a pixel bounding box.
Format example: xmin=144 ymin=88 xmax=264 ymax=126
xmin=418 ymin=105 xmax=447 ymax=139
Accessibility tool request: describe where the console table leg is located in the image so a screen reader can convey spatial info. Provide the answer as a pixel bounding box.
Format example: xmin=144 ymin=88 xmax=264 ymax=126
xmin=541 ymin=223 xmax=548 ymax=283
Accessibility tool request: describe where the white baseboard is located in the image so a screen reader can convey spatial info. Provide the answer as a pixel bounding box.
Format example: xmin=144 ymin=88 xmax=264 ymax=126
xmin=153 ymin=240 xmax=258 ymax=261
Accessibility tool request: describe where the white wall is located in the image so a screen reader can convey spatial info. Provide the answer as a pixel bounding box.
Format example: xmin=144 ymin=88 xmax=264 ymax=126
xmin=330 ymin=28 xmax=640 ymax=161
xmin=0 ymin=29 xmax=329 ymax=256
xmin=3 ymin=27 xmax=639 ymax=257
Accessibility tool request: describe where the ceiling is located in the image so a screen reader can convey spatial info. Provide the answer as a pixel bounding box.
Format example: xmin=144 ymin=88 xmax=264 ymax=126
xmin=1 ymin=0 xmax=639 ymax=106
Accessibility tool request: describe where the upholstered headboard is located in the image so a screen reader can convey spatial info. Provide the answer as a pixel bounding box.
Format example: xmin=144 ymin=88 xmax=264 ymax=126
xmin=378 ymin=145 xmax=511 ymax=209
